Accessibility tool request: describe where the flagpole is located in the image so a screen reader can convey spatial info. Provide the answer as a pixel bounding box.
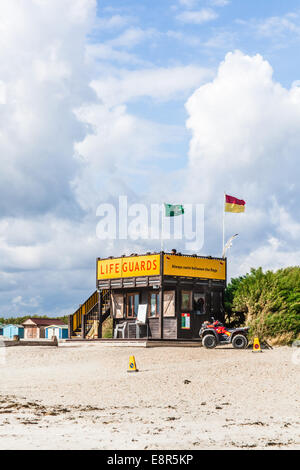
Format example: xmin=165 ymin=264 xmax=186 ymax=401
xmin=223 ymin=192 xmax=225 ymax=255
xmin=161 ymin=203 xmax=164 ymax=252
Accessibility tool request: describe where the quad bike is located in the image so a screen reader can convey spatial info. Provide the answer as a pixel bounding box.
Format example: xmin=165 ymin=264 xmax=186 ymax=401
xmin=199 ymin=318 xmax=249 ymax=349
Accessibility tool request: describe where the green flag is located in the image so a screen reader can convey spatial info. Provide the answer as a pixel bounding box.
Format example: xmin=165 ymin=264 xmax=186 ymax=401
xmin=164 ymin=203 xmax=184 ymax=217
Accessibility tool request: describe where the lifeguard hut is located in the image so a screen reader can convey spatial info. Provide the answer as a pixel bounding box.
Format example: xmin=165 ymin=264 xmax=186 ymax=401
xmin=69 ymin=251 xmax=226 ymax=342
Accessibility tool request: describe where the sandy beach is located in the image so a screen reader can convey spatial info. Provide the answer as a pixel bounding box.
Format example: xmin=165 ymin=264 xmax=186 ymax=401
xmin=0 ymin=342 xmax=299 ymax=450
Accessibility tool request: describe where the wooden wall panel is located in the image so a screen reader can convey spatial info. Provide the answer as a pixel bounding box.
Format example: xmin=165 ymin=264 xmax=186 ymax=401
xmin=163 ymin=318 xmax=177 ymax=339
xmin=148 ymin=318 xmax=160 ymax=339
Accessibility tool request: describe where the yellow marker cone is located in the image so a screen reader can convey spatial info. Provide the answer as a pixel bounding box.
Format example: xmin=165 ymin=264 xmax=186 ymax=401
xmin=253 ymin=337 xmax=262 ymax=353
xmin=128 ymin=355 xmax=138 ymax=372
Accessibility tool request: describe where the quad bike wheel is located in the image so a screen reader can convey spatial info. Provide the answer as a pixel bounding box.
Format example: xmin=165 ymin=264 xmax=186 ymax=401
xmin=232 ymin=334 xmax=248 ymax=349
xmin=202 ymin=334 xmax=217 ymax=349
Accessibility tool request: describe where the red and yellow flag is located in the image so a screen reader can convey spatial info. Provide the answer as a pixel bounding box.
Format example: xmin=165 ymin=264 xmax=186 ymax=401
xmin=225 ymin=194 xmax=246 ymax=213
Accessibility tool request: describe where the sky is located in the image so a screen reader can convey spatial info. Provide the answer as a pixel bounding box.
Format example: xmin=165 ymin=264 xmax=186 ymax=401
xmin=0 ymin=0 xmax=300 ymax=317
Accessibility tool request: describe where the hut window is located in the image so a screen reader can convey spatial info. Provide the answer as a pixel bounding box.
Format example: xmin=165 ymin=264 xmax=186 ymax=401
xmin=193 ymin=293 xmax=205 ymax=315
xmin=111 ymin=293 xmax=124 ymax=318
xmin=126 ymin=293 xmax=139 ymax=318
xmin=163 ymin=291 xmax=175 ymax=317
xmin=181 ymin=290 xmax=192 ymax=310
xmin=149 ymin=293 xmax=159 ymax=317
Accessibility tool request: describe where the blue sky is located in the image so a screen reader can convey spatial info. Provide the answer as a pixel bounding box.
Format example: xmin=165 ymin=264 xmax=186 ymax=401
xmin=0 ymin=0 xmax=299 ymax=317
xmin=95 ymin=0 xmax=300 ymax=86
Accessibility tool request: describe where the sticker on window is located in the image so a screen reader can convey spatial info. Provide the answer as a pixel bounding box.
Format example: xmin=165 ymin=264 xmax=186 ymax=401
xmin=181 ymin=313 xmax=190 ymax=329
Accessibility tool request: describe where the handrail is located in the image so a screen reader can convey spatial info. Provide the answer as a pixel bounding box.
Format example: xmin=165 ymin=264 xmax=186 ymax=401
xmin=71 ymin=289 xmax=110 ymax=333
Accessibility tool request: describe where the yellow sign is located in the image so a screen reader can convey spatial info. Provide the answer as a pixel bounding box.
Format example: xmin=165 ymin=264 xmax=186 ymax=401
xmin=253 ymin=337 xmax=262 ymax=353
xmin=128 ymin=355 xmax=138 ymax=373
xmin=163 ymin=255 xmax=226 ymax=280
xmin=98 ymin=254 xmax=160 ymax=280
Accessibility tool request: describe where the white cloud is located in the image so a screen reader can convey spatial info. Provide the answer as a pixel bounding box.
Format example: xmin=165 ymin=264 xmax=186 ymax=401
xmin=108 ymin=27 xmax=157 ymax=48
xmin=86 ymin=27 xmax=157 ymax=66
xmin=94 ymin=14 xmax=133 ymax=31
xmin=86 ymin=43 xmax=146 ymax=65
xmin=203 ymin=30 xmax=236 ymax=48
xmin=0 ymin=0 xmax=97 ymax=217
xmin=12 ymin=295 xmax=41 ymax=308
xmin=236 ymin=237 xmax=300 ymax=277
xmin=237 ymin=11 xmax=300 ymax=45
xmin=91 ymin=65 xmax=213 ymax=106
xmin=210 ymin=0 xmax=230 ymax=6
xmin=271 ymin=203 xmax=300 ymax=241
xmin=178 ymin=0 xmax=229 ymax=7
xmin=0 ymin=0 xmax=102 ymax=316
xmin=184 ymin=50 xmax=300 ymax=275
xmin=73 ymin=103 xmax=186 ymax=211
xmin=178 ymin=0 xmax=199 ymax=8
xmin=256 ymin=13 xmax=300 ymax=37
xmin=176 ymin=8 xmax=218 ymax=24
xmin=72 ymin=63 xmax=213 ymax=212
xmin=0 ymin=211 xmax=130 ymax=315
xmin=0 ymin=81 xmax=6 ymax=104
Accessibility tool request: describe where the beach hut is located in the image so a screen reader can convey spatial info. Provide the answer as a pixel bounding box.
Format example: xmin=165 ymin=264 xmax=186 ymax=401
xmin=22 ymin=318 xmax=66 ymax=339
xmin=45 ymin=324 xmax=68 ymax=340
xmin=2 ymin=324 xmax=24 ymax=339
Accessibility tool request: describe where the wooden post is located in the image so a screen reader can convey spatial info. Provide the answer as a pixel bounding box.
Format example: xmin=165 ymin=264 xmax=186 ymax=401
xmin=159 ymin=252 xmax=164 ymax=339
xmin=68 ymin=315 xmax=73 ymax=339
xmin=176 ymin=284 xmax=180 ymax=339
xmin=98 ymin=290 xmax=103 ymax=339
xmin=82 ymin=313 xmax=86 ymax=339
xmin=159 ymin=288 xmax=163 ymax=339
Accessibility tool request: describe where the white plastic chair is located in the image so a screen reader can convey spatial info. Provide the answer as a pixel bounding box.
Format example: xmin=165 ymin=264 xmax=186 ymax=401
xmin=114 ymin=321 xmax=127 ymax=339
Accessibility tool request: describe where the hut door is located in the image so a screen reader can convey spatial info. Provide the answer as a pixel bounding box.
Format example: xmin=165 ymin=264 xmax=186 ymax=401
xmin=27 ymin=327 xmax=37 ymax=339
xmin=211 ymin=291 xmax=223 ymax=322
xmin=191 ymin=292 xmax=206 ymax=338
xmin=54 ymin=327 xmax=60 ymax=339
xmin=49 ymin=328 xmax=59 ymax=339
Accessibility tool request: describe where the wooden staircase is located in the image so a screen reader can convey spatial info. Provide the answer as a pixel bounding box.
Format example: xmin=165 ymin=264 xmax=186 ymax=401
xmin=70 ymin=290 xmax=110 ymax=339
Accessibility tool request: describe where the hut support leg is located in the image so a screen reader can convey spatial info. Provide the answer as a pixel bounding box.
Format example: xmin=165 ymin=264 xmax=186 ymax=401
xmin=98 ymin=290 xmax=103 ymax=339
xmin=68 ymin=315 xmax=73 ymax=339
xmin=82 ymin=313 xmax=86 ymax=339
xmin=159 ymin=288 xmax=164 ymax=339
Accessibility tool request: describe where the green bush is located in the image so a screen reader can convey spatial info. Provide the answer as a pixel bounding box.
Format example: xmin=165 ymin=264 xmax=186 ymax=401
xmin=102 ymin=317 xmax=113 ymax=338
xmin=225 ymin=266 xmax=300 ymax=344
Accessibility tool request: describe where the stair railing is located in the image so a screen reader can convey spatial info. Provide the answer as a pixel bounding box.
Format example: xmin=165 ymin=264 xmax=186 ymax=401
xmin=70 ymin=289 xmax=110 ymax=335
